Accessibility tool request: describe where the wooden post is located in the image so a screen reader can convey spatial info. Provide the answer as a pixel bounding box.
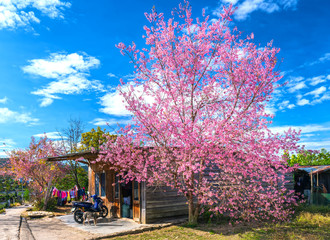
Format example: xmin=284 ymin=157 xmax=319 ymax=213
xmin=317 ymin=172 xmax=319 ymax=187
xmin=140 ymin=182 xmax=146 ymax=224
xmin=310 ymin=171 xmax=313 ymax=205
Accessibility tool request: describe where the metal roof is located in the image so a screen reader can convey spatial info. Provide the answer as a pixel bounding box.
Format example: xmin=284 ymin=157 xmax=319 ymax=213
xmin=297 ymin=165 xmax=330 ymax=174
xmin=46 ymin=151 xmax=98 ymax=164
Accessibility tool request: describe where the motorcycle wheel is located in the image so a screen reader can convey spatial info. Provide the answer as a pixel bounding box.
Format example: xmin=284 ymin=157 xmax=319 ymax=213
xmin=74 ymin=210 xmax=84 ymax=224
xmin=100 ymin=206 xmax=108 ymax=218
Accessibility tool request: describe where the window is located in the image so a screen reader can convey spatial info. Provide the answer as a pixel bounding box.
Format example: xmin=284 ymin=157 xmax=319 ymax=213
xmin=134 ymin=181 xmax=139 ymax=201
xmin=95 ymin=173 xmax=100 ymax=196
xmin=115 ymin=175 xmax=119 ymax=199
xmin=101 ymin=172 xmax=106 ymax=197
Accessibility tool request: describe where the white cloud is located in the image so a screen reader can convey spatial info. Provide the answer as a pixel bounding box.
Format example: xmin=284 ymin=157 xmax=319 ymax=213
xmin=0 ymin=0 xmax=71 ymax=30
xmin=302 ymin=134 xmax=315 ymax=138
xmin=277 ymin=100 xmax=295 ymax=110
xmin=305 ymin=86 xmax=327 ymax=98
xmin=99 ymin=83 xmax=156 ymax=117
xmin=23 ymin=52 xmax=103 ymax=107
xmin=0 ymin=152 xmax=8 ymax=157
xmin=33 ymin=131 xmax=64 ymax=139
xmin=285 ymin=76 xmax=307 ymax=93
xmin=0 ymin=138 xmax=16 ymax=148
xmin=269 ymin=124 xmax=330 ymax=135
xmin=99 ymin=89 xmax=131 ymax=117
xmin=311 ymin=92 xmax=330 ymax=105
xmin=278 ymin=100 xmax=289 ymax=109
xmin=182 ymin=24 xmax=200 ymax=35
xmin=0 ymin=97 xmax=8 ymax=104
xmin=0 ymin=107 xmax=38 ymax=125
xmin=222 ymin=0 xmax=239 ymax=4
xmin=90 ymin=118 xmax=132 ymax=126
xmin=277 ymin=100 xmax=295 ymax=111
xmin=318 ymin=53 xmax=330 ymax=62
xmin=0 ymin=138 xmax=16 ymax=157
xmin=264 ymin=105 xmax=276 ymax=115
xmin=287 ymin=104 xmax=295 ymax=109
xmin=23 ymin=52 xmax=99 ymax=78
xmin=217 ymin=0 xmax=298 ymax=21
xmin=297 ymin=98 xmax=309 ymax=106
xmin=107 ymin=73 xmax=117 ymax=78
xmin=288 ymin=81 xmax=307 ymax=93
xmin=308 ymin=75 xmax=328 ymax=86
xmin=236 ymin=0 xmax=279 ymax=20
xmin=39 ymin=97 xmax=54 ymax=107
xmin=307 ymin=53 xmax=330 ymax=66
xmin=288 ymin=76 xmax=304 ymax=82
xmin=123 ymin=73 xmax=137 ymax=81
xmin=299 ymin=140 xmax=330 ymax=150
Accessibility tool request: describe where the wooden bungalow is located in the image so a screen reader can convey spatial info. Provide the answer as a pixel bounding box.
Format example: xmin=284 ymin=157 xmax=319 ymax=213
xmin=47 ymin=151 xmax=188 ymax=224
xmin=294 ymin=165 xmax=330 ymax=205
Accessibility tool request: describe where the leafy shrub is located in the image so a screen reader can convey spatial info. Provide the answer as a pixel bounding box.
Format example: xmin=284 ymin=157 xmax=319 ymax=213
xmin=199 ymin=206 xmax=231 ymax=224
xmin=0 ymin=203 xmax=6 ymax=210
xmin=12 ymin=202 xmax=21 ymax=207
xmin=23 ymin=189 xmax=30 ymax=201
xmin=33 ymin=197 xmax=57 ymax=211
xmin=295 ymin=204 xmax=330 ymax=215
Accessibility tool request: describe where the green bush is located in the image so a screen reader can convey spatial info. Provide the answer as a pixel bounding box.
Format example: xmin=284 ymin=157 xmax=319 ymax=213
xmin=33 ymin=197 xmax=57 ymax=211
xmin=295 ymin=204 xmax=330 ymax=215
xmin=0 ymin=203 xmax=6 ymax=210
xmin=23 ymin=189 xmax=30 ymax=201
xmin=198 ymin=206 xmax=231 ymax=224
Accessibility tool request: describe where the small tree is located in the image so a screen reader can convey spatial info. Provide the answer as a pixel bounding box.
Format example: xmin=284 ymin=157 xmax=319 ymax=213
xmin=80 ymin=126 xmax=116 ymax=151
xmin=8 ymin=137 xmax=67 ymax=210
xmin=99 ymin=2 xmax=300 ymax=223
xmin=56 ymin=166 xmax=88 ymax=190
xmin=59 ymin=118 xmax=85 ymax=189
xmin=287 ymin=149 xmax=330 ymax=166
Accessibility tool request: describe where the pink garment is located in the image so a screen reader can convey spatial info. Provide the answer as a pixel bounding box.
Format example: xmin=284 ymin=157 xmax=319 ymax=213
xmin=52 ymin=188 xmax=57 ymax=196
xmin=61 ymin=191 xmax=66 ymax=198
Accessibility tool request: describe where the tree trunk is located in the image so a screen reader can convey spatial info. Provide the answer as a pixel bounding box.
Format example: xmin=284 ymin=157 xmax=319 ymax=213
xmin=188 ymin=193 xmax=200 ymax=225
xmin=42 ymin=177 xmax=53 ymax=211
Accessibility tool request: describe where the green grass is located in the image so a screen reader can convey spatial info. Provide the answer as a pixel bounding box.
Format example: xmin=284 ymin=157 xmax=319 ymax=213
xmin=104 ymin=205 xmax=330 ymax=240
xmin=109 ymin=226 xmax=230 ymax=240
xmin=239 ymin=205 xmax=330 ymax=240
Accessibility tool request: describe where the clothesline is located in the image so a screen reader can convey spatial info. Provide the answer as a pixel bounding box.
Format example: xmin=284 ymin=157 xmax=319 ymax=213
xmin=51 ymin=186 xmax=86 ymax=206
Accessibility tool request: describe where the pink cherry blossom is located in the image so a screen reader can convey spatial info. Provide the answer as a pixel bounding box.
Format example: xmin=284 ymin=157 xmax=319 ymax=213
xmin=98 ymin=2 xmax=300 ymax=224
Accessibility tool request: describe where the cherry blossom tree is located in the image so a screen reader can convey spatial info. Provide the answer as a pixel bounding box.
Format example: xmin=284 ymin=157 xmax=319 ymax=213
xmin=98 ymin=2 xmax=300 ymax=223
xmin=8 ymin=137 xmax=67 ymax=210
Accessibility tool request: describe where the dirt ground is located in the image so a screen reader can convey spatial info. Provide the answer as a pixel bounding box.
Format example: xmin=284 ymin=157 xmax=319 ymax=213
xmin=25 ymin=217 xmax=99 ymax=240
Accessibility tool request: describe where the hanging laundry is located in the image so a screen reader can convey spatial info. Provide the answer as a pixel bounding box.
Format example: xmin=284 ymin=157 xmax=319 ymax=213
xmin=51 ymin=186 xmax=87 ymax=206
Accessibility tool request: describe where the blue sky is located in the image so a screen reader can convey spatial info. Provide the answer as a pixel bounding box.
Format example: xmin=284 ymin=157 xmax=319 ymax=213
xmin=0 ymin=0 xmax=329 ymax=157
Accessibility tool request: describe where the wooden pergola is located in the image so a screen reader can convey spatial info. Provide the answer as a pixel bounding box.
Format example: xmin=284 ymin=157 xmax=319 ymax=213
xmin=46 ymin=151 xmax=99 ymax=165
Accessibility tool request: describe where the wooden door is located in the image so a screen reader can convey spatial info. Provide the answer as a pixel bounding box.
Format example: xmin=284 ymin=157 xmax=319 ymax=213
xmin=132 ymin=181 xmax=140 ymax=222
xmin=113 ymin=174 xmax=120 ymax=218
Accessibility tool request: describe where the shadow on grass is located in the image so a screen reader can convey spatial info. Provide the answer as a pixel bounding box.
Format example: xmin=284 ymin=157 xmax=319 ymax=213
xmin=178 ymin=205 xmax=330 ymax=240
xmin=104 ymin=206 xmax=330 ymax=240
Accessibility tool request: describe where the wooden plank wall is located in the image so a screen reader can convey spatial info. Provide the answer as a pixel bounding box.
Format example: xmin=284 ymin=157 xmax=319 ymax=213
xmin=88 ymin=163 xmax=113 ymax=218
xmin=145 ymin=185 xmax=188 ymax=223
xmin=88 ymin=166 xmax=95 ymax=196
xmin=284 ymin=172 xmax=294 ymax=190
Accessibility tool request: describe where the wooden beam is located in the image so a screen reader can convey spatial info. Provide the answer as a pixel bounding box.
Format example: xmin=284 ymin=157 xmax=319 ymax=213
xmin=310 ymin=171 xmax=313 ymax=205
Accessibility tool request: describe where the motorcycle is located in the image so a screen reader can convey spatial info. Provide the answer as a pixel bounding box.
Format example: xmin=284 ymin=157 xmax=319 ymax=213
xmin=71 ymin=194 xmax=109 ymax=224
